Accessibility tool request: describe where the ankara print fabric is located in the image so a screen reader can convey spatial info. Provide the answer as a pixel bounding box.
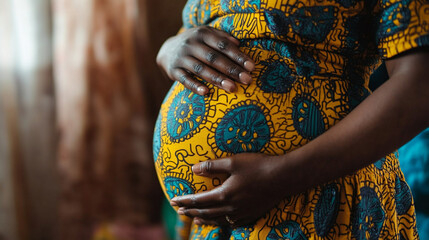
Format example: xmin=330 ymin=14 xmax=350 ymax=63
xmin=154 ymin=0 xmax=428 ymax=239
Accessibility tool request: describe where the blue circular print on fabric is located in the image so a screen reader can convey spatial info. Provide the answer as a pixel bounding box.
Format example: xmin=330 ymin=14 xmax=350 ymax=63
xmin=292 ymin=96 xmax=326 ymax=140
xmin=267 ymin=220 xmax=307 ymax=240
xmin=259 ymin=60 xmax=296 ymax=93
xmin=395 ymin=176 xmax=413 ymax=215
xmin=265 ymin=7 xmax=335 ymax=43
xmin=352 ymin=186 xmax=385 ymax=240
xmin=376 ymin=1 xmax=411 ymax=42
xmin=153 ymin=114 xmax=162 ymax=163
xmin=264 ymin=8 xmax=290 ymax=36
xmin=191 ymin=226 xmax=229 ymax=240
xmin=206 ymin=228 xmax=227 ymax=240
xmin=314 ymin=184 xmax=340 ymax=237
xmin=167 ymin=89 xmax=206 ymax=141
xmin=164 ymin=177 xmax=194 ymax=199
xmin=290 ymin=6 xmax=336 ymax=43
xmin=215 ymin=103 xmax=270 ymax=153
xmin=231 ymin=227 xmax=253 ymax=240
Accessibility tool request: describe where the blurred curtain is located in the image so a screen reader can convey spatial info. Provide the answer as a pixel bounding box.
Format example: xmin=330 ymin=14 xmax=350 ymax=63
xmin=54 ymin=0 xmax=157 ymax=238
xmin=0 ymin=0 xmax=57 ymax=239
xmin=53 ymin=0 xmax=184 ymax=239
xmin=0 ymin=0 xmax=185 ymax=239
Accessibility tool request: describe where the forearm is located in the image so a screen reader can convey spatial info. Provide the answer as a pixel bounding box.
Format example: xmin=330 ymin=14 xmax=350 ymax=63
xmin=278 ymin=51 xmax=429 ymax=193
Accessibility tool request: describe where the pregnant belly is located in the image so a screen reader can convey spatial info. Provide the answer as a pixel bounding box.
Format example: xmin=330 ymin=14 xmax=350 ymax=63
xmin=153 ymin=44 xmax=353 ymax=202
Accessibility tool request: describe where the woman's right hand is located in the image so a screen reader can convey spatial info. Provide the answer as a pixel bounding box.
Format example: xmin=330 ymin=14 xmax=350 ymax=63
xmin=156 ymin=26 xmax=255 ymax=95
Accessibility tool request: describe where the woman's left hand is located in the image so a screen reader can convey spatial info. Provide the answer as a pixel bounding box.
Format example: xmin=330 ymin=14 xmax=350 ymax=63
xmin=170 ymin=153 xmax=294 ymax=227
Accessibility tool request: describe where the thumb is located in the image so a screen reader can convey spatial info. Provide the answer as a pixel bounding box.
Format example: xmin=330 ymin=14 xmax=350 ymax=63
xmin=192 ymin=158 xmax=232 ymax=176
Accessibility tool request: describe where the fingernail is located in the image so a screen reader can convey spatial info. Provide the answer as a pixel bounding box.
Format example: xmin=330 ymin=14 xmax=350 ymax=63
xmin=197 ymin=86 xmax=208 ymax=95
xmin=239 ymin=72 xmax=252 ymax=84
xmin=221 ymin=80 xmax=236 ymax=92
xmin=244 ymin=60 xmax=255 ymax=71
xmin=170 ymin=200 xmax=178 ymax=206
xmin=177 ymin=208 xmax=185 ymax=215
xmin=192 ymin=164 xmax=202 ymax=175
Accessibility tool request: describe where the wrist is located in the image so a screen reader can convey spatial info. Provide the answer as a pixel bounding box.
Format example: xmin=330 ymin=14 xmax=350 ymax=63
xmin=270 ymin=150 xmax=312 ymax=196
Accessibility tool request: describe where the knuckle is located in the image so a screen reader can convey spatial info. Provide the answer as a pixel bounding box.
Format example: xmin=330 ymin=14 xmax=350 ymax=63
xmin=193 ymin=63 xmax=204 ymax=74
xmin=195 ymin=27 xmax=209 ymax=36
xmin=188 ymin=81 xmax=199 ymax=92
xmin=190 ymin=195 xmax=198 ymax=206
xmin=235 ymin=53 xmax=245 ymax=64
xmin=204 ymin=161 xmax=212 ymax=173
xmin=182 ymin=38 xmax=192 ymax=47
xmin=217 ymin=39 xmax=229 ymax=51
xmin=227 ymin=65 xmax=240 ymax=76
xmin=225 ymin=158 xmax=234 ymax=171
xmin=218 ymin=193 xmax=226 ymax=202
xmin=178 ymin=74 xmax=188 ymax=84
xmin=183 ymin=55 xmax=194 ymax=63
xmin=210 ymin=74 xmax=222 ymax=85
xmin=206 ymin=51 xmax=218 ymax=63
xmin=218 ymin=187 xmax=229 ymax=202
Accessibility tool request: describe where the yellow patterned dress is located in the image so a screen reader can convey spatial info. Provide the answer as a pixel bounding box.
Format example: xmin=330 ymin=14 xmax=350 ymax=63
xmin=153 ymin=0 xmax=429 ymax=239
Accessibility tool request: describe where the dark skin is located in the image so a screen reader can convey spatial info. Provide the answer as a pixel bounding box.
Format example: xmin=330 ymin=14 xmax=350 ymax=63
xmin=156 ymin=26 xmax=255 ymax=95
xmin=157 ymin=26 xmax=429 ymax=227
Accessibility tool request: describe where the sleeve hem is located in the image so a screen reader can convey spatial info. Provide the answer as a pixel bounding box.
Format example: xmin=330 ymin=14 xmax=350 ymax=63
xmin=380 ymin=33 xmax=429 ymax=59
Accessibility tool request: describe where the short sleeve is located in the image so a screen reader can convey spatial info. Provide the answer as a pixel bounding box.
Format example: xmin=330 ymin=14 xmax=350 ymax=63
xmin=375 ymin=0 xmax=429 ymax=59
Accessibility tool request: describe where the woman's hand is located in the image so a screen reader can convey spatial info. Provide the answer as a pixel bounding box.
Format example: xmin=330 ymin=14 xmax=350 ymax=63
xmin=156 ymin=26 xmax=255 ymax=95
xmin=169 ymin=50 xmax=429 ymax=228
xmin=170 ymin=153 xmax=292 ymax=227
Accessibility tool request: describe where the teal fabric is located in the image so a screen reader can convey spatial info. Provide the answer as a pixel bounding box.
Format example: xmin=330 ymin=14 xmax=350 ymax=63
xmin=399 ymin=129 xmax=429 ymax=239
xmin=369 ymin=62 xmax=389 ymax=91
xmin=416 ymin=213 xmax=429 ymax=240
xmin=162 ymin=197 xmax=177 ymax=240
xmin=370 ymin=63 xmax=429 ymax=238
